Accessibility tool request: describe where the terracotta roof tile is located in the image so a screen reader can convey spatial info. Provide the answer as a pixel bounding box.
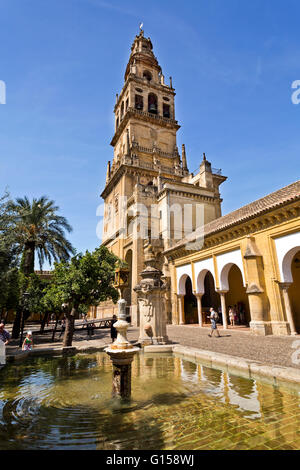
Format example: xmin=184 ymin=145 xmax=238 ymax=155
xmin=165 ymin=179 xmax=300 ymax=254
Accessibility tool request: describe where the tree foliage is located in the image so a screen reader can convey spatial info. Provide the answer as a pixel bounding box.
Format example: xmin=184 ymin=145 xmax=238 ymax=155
xmin=0 ymin=191 xmax=20 ymax=315
xmin=8 ymin=195 xmax=74 ymax=276
xmin=48 ymin=245 xmax=121 ymax=346
xmin=51 ymin=246 xmax=120 ymax=308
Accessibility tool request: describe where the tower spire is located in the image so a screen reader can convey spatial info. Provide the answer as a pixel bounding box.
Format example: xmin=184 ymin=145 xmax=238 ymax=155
xmin=106 ymin=161 xmax=111 ymax=183
xmin=182 ymin=144 xmax=188 ymax=171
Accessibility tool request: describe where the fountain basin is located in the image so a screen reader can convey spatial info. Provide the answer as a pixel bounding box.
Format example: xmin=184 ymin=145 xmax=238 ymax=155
xmin=0 ymin=351 xmax=300 ymax=450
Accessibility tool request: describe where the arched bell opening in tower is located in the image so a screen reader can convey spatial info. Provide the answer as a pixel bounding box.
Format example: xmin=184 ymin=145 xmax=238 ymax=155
xmin=163 ymin=103 xmax=170 ymax=118
xmin=135 ymin=94 xmax=143 ymax=111
xmin=143 ymin=70 xmax=152 ymax=82
xmin=148 ymin=93 xmax=158 ymax=114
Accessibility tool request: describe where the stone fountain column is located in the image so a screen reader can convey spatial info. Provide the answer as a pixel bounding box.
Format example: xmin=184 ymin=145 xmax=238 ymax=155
xmin=134 ymin=245 xmax=170 ymax=346
xmin=105 ymin=299 xmax=139 ymax=400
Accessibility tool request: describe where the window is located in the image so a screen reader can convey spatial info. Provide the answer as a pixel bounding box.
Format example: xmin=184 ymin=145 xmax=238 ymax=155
xmin=121 ymin=101 xmax=124 ymax=119
xmin=135 ymin=94 xmax=143 ymax=110
xmin=148 ymin=93 xmax=158 ymax=114
xmin=163 ymin=103 xmax=170 ymax=118
xmin=143 ymin=70 xmax=152 ymax=81
xmin=116 ymin=117 xmax=119 ymax=129
xmin=125 ymin=98 xmax=129 ymax=110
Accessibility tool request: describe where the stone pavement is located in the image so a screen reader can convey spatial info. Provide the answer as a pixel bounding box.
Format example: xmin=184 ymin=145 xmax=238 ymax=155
xmin=4 ymin=322 xmax=300 ymax=371
xmin=167 ymin=324 xmax=300 ymax=370
xmin=5 ymin=322 xmax=139 ymax=356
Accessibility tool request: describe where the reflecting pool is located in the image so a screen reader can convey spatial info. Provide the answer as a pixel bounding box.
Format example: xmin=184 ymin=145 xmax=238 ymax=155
xmin=0 ymin=352 xmax=299 ymax=450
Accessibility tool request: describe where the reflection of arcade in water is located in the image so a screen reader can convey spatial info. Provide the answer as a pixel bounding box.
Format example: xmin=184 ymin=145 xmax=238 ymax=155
xmin=130 ymin=353 xmax=300 ymax=449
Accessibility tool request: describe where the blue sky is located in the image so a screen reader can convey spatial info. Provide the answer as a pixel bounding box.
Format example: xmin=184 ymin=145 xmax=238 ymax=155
xmin=0 ymin=0 xmax=299 ymax=266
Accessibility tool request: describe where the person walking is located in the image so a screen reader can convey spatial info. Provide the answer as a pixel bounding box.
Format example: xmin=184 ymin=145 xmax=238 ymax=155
xmin=0 ymin=323 xmax=10 ymax=345
xmin=208 ymin=308 xmax=221 ymax=337
xmin=234 ymin=305 xmax=239 ymax=325
xmin=229 ymin=306 xmax=235 ymax=326
xmin=110 ymin=315 xmax=118 ymax=342
xmin=59 ymin=316 xmax=66 ymax=338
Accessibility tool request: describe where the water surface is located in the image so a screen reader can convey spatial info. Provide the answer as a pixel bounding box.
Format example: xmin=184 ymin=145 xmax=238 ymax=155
xmin=0 ymin=352 xmax=299 ymax=450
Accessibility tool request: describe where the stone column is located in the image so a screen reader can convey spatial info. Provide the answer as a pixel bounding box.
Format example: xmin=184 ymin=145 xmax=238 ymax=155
xmin=177 ymin=294 xmax=185 ymax=325
xmin=279 ymin=282 xmax=297 ymax=336
xmin=134 ymin=245 xmax=170 ymax=345
xmin=105 ymin=299 xmax=139 ymax=400
xmin=111 ymin=354 xmax=135 ymax=399
xmin=217 ymin=290 xmax=228 ymax=330
xmin=243 ymin=236 xmax=269 ymax=335
xmin=195 ymin=293 xmax=203 ymax=327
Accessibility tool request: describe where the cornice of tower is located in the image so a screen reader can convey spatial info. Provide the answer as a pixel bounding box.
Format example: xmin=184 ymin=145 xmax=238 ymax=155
xmin=110 ymin=106 xmax=180 ymax=147
xmin=101 ymin=162 xmax=184 ymax=200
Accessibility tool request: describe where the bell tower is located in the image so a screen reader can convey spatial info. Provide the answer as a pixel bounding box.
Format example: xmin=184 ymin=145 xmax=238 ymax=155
xmin=99 ymin=28 xmax=227 ymax=326
xmin=110 ymin=27 xmax=181 ymax=175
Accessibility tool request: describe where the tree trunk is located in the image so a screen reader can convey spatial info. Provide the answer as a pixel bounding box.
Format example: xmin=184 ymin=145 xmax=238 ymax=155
xmin=12 ymin=305 xmax=22 ymax=339
xmin=3 ymin=310 xmax=9 ymax=324
xmin=39 ymin=312 xmax=49 ymax=333
xmin=51 ymin=314 xmax=60 ymax=342
xmin=20 ymin=242 xmax=35 ymax=276
xmin=63 ymin=307 xmax=77 ymax=347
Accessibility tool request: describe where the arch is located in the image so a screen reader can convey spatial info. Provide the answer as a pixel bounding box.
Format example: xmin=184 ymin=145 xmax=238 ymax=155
xmin=176 ymin=264 xmax=193 ymax=294
xmin=274 ymin=231 xmax=300 ymax=282
xmin=163 ymin=103 xmax=170 ymax=118
xmin=216 ymin=250 xmax=246 ymax=290
xmin=197 ymin=268 xmax=210 ymax=294
xmin=225 ymin=264 xmax=250 ymax=325
xmin=282 ymin=246 xmax=300 ymax=283
xmin=183 ymin=276 xmax=197 ymax=324
xmin=201 ymin=271 xmax=220 ymax=314
xmin=194 ymin=258 xmax=216 ymax=293
xmin=135 ymin=94 xmax=143 ymax=110
xmin=219 ymin=262 xmax=246 ymax=291
xmin=178 ymin=273 xmax=189 ymax=295
xmin=287 ymin=250 xmax=300 ymax=332
xmin=148 ymin=93 xmax=158 ymax=114
xmin=143 ymin=70 xmax=152 ymax=81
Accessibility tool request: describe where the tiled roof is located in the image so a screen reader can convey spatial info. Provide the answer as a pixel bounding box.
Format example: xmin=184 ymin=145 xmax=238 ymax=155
xmin=165 ymin=179 xmax=300 ymax=254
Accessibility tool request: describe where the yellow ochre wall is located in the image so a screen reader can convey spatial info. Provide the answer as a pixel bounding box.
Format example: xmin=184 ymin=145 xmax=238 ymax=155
xmin=171 ymin=206 xmax=300 ymax=336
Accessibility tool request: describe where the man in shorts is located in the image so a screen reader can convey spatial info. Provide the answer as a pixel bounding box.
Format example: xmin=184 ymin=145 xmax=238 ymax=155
xmin=208 ymin=307 xmax=221 ymax=337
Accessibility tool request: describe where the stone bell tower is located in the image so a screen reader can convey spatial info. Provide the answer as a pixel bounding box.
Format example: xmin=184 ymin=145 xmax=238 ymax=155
xmin=98 ymin=28 xmax=227 ymax=326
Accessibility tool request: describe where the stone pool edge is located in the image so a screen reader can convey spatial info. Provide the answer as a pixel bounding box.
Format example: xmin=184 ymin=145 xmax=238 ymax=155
xmin=6 ymin=344 xmax=108 ymax=362
xmin=170 ymin=345 xmax=300 ymax=387
xmin=5 ymin=342 xmax=300 ymax=386
xmin=143 ymin=344 xmax=300 ymax=386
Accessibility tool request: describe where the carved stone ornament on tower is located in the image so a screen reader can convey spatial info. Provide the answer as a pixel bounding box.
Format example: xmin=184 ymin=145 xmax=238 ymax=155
xmin=134 ymin=244 xmax=170 ymax=345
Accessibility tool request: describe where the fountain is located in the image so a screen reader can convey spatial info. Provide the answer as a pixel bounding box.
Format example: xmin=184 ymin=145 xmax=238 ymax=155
xmin=105 ymin=268 xmax=139 ymax=400
xmin=134 ymin=244 xmax=170 ymax=346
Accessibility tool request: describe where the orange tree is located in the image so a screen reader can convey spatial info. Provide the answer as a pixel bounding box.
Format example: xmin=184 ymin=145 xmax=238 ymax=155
xmin=47 ymin=246 xmax=121 ymax=347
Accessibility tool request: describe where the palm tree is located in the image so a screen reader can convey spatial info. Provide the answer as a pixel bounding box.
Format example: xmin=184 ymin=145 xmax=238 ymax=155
xmin=10 ymin=196 xmax=74 ymax=275
xmin=9 ymin=196 xmax=74 ymax=337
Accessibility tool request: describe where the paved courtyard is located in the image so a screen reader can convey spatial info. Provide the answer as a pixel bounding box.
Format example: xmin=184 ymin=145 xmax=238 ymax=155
xmin=5 ymin=321 xmax=300 ymax=371
xmin=167 ymin=324 xmax=300 ymax=370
